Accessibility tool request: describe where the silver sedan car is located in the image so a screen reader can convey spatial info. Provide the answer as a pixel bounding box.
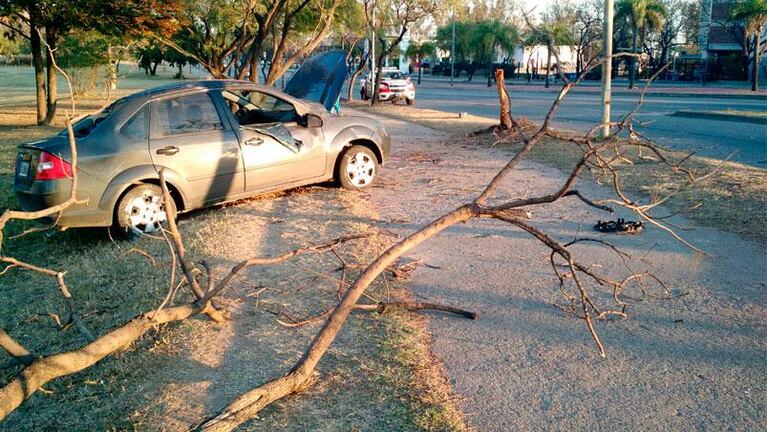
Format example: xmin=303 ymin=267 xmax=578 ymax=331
xmin=14 ymin=50 xmax=390 ymax=236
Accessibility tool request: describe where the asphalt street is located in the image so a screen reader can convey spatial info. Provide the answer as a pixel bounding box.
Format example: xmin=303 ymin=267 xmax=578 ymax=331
xmin=410 ymin=83 xmax=767 ymax=166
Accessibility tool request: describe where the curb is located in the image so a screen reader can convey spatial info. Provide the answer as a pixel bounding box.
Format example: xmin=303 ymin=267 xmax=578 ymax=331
xmin=671 ymin=111 xmax=767 ymax=124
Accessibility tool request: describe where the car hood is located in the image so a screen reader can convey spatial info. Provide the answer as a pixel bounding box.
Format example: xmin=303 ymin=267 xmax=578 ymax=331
xmin=283 ymin=50 xmax=348 ymax=112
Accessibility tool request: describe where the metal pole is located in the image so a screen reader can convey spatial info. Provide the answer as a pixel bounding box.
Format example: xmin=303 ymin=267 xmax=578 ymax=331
xmin=601 ymin=0 xmax=614 ymax=138
xmin=451 ymin=10 xmax=456 ymax=87
xmin=371 ymin=8 xmax=376 ymax=82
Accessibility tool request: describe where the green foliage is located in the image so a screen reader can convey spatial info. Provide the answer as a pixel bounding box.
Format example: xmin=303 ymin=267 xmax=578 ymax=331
xmin=524 ymin=20 xmax=574 ymax=49
xmin=616 ymin=0 xmax=667 ymax=35
xmin=58 ymin=29 xmax=112 ymax=68
xmin=0 ymin=33 xmax=26 ymax=56
xmin=405 ymin=41 xmax=436 ymax=60
xmin=436 ymin=19 xmax=518 ymax=63
xmin=731 ymin=0 xmax=767 ymax=35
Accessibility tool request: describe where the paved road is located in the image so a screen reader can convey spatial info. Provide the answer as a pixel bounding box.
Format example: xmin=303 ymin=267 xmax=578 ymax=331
xmin=409 ymin=84 xmax=767 ymax=166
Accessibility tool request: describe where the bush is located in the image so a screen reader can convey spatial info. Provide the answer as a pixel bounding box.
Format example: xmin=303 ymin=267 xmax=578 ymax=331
xmin=69 ymin=66 xmax=108 ymax=96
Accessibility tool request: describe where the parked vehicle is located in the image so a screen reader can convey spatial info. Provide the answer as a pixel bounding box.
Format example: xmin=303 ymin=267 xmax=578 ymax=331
xmin=360 ymin=68 xmax=416 ymax=105
xmin=14 ymin=50 xmax=390 ymax=236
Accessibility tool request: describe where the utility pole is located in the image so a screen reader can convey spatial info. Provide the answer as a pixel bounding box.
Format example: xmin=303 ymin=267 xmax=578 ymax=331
xmin=601 ymin=0 xmax=614 ymax=138
xmin=451 ymin=10 xmax=456 ymax=87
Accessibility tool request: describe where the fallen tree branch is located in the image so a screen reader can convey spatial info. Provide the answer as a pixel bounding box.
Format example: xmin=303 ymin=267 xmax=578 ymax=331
xmin=158 ymin=169 xmax=225 ymax=323
xmin=0 ymin=303 xmax=202 ymax=420
xmin=0 ymin=329 xmax=34 ymax=366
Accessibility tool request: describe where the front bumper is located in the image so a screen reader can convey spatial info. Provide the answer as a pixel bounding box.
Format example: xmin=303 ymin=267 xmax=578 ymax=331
xmin=379 ymin=90 xmax=415 ymax=101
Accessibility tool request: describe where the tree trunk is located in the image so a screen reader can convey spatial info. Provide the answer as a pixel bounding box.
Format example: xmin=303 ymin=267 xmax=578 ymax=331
xmin=371 ymin=52 xmax=385 ymax=106
xmin=150 ymin=61 xmax=158 ymax=76
xmin=629 ymin=27 xmax=638 ymax=90
xmin=752 ymin=30 xmax=761 ymax=92
xmin=43 ymin=27 xmax=57 ymax=125
xmin=347 ymin=54 xmax=368 ymax=101
xmin=418 ymin=64 xmax=422 ymax=85
xmin=495 ymin=68 xmax=512 ymax=130
xmin=545 ymin=49 xmax=552 ymax=88
xmin=30 ymin=24 xmax=47 ymax=125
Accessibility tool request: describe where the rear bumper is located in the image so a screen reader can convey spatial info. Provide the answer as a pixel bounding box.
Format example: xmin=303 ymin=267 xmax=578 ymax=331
xmin=14 ymin=179 xmax=112 ymax=229
xmin=15 ymin=179 xmax=68 ymax=211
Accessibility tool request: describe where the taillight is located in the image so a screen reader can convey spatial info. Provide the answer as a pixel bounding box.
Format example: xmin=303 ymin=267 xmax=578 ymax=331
xmin=35 ymin=152 xmax=73 ymax=180
xmin=379 ymin=83 xmax=390 ymax=93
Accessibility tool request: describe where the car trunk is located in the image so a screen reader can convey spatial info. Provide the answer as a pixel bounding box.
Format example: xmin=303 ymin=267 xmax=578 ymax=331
xmin=15 ymin=136 xmax=71 ymax=186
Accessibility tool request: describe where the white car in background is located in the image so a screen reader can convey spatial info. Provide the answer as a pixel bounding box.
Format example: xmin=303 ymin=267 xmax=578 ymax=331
xmin=360 ymin=68 xmax=416 ymax=105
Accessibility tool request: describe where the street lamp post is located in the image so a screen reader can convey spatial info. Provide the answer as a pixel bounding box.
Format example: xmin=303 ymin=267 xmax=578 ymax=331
xmin=601 ymin=0 xmax=614 ymax=138
xmin=451 ymin=10 xmax=456 ymax=87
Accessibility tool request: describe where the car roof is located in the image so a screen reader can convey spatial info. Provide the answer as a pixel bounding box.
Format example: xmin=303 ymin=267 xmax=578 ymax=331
xmin=121 ymin=79 xmax=265 ymax=101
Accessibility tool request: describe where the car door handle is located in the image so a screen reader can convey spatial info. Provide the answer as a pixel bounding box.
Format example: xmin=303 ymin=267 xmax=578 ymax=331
xmin=244 ymin=137 xmax=263 ymax=146
xmin=156 ymin=146 xmax=179 ymax=155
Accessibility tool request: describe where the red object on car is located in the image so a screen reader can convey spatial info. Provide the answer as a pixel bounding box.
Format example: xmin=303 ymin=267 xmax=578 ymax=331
xmin=35 ymin=152 xmax=73 ymax=180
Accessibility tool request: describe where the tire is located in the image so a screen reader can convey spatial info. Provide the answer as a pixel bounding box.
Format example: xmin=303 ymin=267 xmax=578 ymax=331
xmin=337 ymin=145 xmax=379 ymax=190
xmin=406 ymin=98 xmax=414 ymax=106
xmin=115 ymin=183 xmax=176 ymax=239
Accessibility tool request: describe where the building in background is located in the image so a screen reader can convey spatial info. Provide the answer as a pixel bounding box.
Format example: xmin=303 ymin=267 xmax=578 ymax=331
xmin=699 ymin=0 xmax=767 ymax=81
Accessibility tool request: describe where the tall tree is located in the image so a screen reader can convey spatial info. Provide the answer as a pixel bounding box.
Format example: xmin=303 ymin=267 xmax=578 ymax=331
xmin=731 ymin=0 xmax=767 ymax=91
xmin=367 ymin=0 xmax=436 ymax=105
xmin=616 ymin=0 xmax=667 ymax=89
xmin=405 ymin=40 xmax=435 ymax=83
xmin=525 ymin=19 xmax=574 ymax=88
xmin=0 ymin=0 xmax=73 ymax=124
xmin=145 ymin=0 xmax=357 ymax=85
xmin=572 ymin=0 xmax=603 ymax=74
xmin=262 ymin=0 xmax=355 ymax=86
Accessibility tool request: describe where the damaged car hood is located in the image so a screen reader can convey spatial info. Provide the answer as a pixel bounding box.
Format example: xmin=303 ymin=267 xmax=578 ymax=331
xmin=283 ymin=50 xmax=348 ymax=112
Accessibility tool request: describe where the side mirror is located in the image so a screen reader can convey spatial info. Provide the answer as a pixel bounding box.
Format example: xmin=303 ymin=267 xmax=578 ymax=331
xmin=303 ymin=113 xmax=323 ymax=128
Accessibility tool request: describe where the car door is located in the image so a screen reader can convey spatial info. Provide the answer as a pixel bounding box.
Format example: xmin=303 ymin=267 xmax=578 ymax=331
xmin=218 ymin=89 xmax=325 ymax=192
xmin=149 ymin=91 xmax=245 ymax=207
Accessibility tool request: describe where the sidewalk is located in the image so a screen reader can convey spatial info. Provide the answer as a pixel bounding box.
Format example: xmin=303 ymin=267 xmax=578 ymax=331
xmin=357 ymin=108 xmax=767 ymax=431
xmin=413 ymin=75 xmax=767 ymax=99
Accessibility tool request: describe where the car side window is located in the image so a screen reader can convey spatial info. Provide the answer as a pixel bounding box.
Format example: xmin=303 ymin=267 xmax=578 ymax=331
xmin=153 ymin=92 xmax=224 ymax=136
xmin=121 ymin=105 xmax=148 ymax=140
xmin=220 ymin=90 xmax=299 ymax=126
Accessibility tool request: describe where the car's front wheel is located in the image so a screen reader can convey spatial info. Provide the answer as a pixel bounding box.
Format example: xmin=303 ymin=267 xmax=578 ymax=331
xmin=337 ymin=145 xmax=378 ymax=190
xmin=115 ymin=184 xmax=175 ymax=238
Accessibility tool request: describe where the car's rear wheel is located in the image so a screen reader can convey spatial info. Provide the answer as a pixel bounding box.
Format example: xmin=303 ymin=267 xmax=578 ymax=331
xmin=115 ymin=184 xmax=175 ymax=238
xmin=337 ymin=145 xmax=378 ymax=190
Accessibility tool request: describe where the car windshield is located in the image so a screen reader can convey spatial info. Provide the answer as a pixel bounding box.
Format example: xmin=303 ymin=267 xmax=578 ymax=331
xmin=385 ymin=72 xmax=404 ymax=80
xmin=68 ymin=100 xmax=124 ymax=138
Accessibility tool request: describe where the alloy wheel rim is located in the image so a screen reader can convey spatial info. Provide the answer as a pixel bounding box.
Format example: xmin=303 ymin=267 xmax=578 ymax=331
xmin=346 ymin=152 xmax=375 ymax=187
xmin=126 ymin=193 xmax=168 ymax=234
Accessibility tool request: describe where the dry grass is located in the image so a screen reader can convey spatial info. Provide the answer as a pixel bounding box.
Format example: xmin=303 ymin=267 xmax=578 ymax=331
xmin=355 ymin=103 xmax=767 ymax=244
xmin=0 ymin=67 xmax=464 ymax=430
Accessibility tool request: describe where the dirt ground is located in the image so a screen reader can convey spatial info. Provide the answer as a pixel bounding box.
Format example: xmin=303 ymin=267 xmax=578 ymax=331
xmin=0 ymin=70 xmax=464 ymax=429
xmin=352 ymin=107 xmax=767 ymax=431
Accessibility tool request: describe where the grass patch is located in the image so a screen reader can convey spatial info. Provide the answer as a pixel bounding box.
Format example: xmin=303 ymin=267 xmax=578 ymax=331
xmin=354 ymin=103 xmax=767 ymax=244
